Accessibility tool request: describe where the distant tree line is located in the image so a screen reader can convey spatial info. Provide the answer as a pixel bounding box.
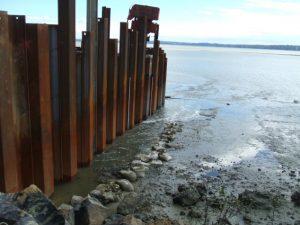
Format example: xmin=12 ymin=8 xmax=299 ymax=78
xmin=159 ymin=41 xmax=300 ymax=51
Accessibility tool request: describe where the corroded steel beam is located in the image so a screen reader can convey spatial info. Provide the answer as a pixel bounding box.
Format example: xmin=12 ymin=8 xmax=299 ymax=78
xmin=151 ymin=40 xmax=160 ymax=113
xmin=162 ymin=54 xmax=168 ymax=106
xmin=87 ymin=0 xmax=97 ymax=156
xmin=135 ymin=16 xmax=147 ymax=124
xmin=75 ymin=48 xmax=83 ymax=166
xmin=117 ymin=22 xmax=129 ymax=136
xmin=58 ymin=0 xmax=77 ymax=182
xmin=0 ymin=11 xmax=22 ymax=193
xmin=80 ymin=31 xmax=94 ymax=165
xmin=49 ymin=25 xmax=61 ymax=182
xmin=106 ymin=39 xmax=118 ymax=144
xmin=128 ymin=31 xmax=138 ymax=129
xmin=26 ymin=24 xmax=54 ymax=196
xmin=157 ymin=48 xmax=165 ymax=108
xmin=96 ymin=18 xmax=108 ymax=152
xmin=143 ymin=56 xmax=152 ymax=119
xmin=8 ymin=15 xmax=33 ymax=188
xmin=102 ymin=7 xmax=111 ymax=39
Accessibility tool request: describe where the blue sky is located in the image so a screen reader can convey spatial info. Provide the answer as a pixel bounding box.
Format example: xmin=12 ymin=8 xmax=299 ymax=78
xmin=1 ymin=0 xmax=300 ymax=44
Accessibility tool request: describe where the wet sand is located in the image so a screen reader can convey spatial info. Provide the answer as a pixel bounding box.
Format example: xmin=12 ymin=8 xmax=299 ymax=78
xmin=52 ymin=46 xmax=300 ymax=224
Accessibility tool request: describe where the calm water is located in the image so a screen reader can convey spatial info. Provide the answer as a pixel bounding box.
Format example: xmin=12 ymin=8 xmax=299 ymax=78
xmin=52 ymin=45 xmax=300 ymax=205
xmin=163 ymin=44 xmax=300 ymax=167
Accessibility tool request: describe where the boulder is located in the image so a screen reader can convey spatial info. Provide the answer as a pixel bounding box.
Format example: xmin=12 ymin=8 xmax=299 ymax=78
xmin=104 ymin=214 xmax=144 ymax=225
xmin=103 ymin=214 xmax=124 ymax=225
xmin=135 ymin=154 xmax=152 ymax=163
xmin=165 ymin=143 xmax=183 ymax=149
xmin=116 ymin=180 xmax=134 ymax=192
xmin=75 ymin=196 xmax=115 ymax=225
xmin=71 ymin=195 xmax=84 ymax=210
xmin=132 ymin=166 xmax=148 ymax=178
xmin=150 ymin=160 xmax=163 ymax=166
xmin=16 ymin=185 xmax=66 ymax=225
xmin=58 ymin=204 xmax=75 ymax=225
xmin=131 ymin=160 xmax=151 ymax=167
xmin=291 ymin=191 xmax=300 ymax=206
xmin=152 ymin=146 xmax=166 ymax=153
xmin=122 ymin=215 xmax=144 ymax=225
xmin=90 ymin=190 xmax=118 ymax=205
xmin=238 ymin=190 xmax=274 ymax=210
xmin=159 ymin=153 xmax=172 ymax=162
xmin=119 ymin=170 xmax=137 ymax=182
xmin=96 ymin=183 xmax=121 ymax=194
xmin=0 ymin=202 xmax=38 ymax=225
xmin=173 ymin=185 xmax=201 ymax=207
xmin=148 ymin=218 xmax=182 ymax=225
xmin=117 ymin=193 xmax=139 ymax=216
xmin=148 ymin=152 xmax=159 ymax=160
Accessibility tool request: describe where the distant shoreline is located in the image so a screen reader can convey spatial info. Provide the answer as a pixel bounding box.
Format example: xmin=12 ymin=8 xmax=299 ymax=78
xmin=159 ymin=41 xmax=300 ymax=52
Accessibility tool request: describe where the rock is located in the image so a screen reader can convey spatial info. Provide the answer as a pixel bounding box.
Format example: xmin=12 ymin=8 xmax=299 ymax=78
xmin=195 ymin=183 xmax=207 ymax=196
xmin=117 ymin=193 xmax=139 ymax=216
xmin=131 ymin=160 xmax=151 ymax=167
xmin=119 ymin=170 xmax=137 ymax=182
xmin=294 ymin=220 xmax=300 ymax=225
xmin=135 ymin=154 xmax=152 ymax=163
xmin=0 ymin=202 xmax=38 ymax=225
xmin=103 ymin=214 xmax=124 ymax=225
xmin=132 ymin=166 xmax=148 ymax=178
xmin=159 ymin=153 xmax=172 ymax=162
xmin=104 ymin=214 xmax=144 ymax=225
xmin=238 ymin=190 xmax=274 ymax=210
xmin=188 ymin=209 xmax=202 ymax=218
xmin=17 ymin=185 xmax=66 ymax=225
xmin=173 ymin=185 xmax=201 ymax=207
xmin=71 ymin=195 xmax=84 ymax=210
xmin=75 ymin=196 xmax=115 ymax=225
xmin=148 ymin=218 xmax=182 ymax=225
xmin=0 ymin=193 xmax=17 ymax=203
xmin=148 ymin=151 xmax=159 ymax=160
xmin=58 ymin=204 xmax=75 ymax=225
xmin=160 ymin=134 xmax=175 ymax=142
xmin=122 ymin=215 xmax=144 ymax=225
xmin=152 ymin=145 xmax=166 ymax=153
xmin=165 ymin=143 xmax=183 ymax=149
xmin=116 ymin=180 xmax=134 ymax=192
xmin=96 ymin=183 xmax=121 ymax=194
xmin=150 ymin=160 xmax=163 ymax=166
xmin=90 ymin=190 xmax=118 ymax=205
xmin=291 ymin=191 xmax=300 ymax=206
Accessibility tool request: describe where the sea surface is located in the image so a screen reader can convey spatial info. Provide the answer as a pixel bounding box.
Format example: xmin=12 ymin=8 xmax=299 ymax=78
xmin=52 ymin=45 xmax=300 ymax=208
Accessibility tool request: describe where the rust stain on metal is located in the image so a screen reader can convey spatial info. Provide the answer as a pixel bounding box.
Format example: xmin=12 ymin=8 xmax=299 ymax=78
xmin=26 ymin=24 xmax=54 ymax=196
xmin=135 ymin=16 xmax=147 ymax=124
xmin=117 ymin=22 xmax=129 ymax=136
xmin=128 ymin=31 xmax=138 ymax=129
xmin=151 ymin=40 xmax=160 ymax=113
xmin=58 ymin=0 xmax=77 ymax=182
xmin=106 ymin=39 xmax=118 ymax=144
xmin=96 ymin=18 xmax=108 ymax=152
xmin=80 ymin=31 xmax=94 ymax=165
xmin=143 ymin=56 xmax=152 ymax=119
xmin=76 ymin=48 xmax=83 ymax=166
xmin=0 ymin=11 xmax=22 ymax=193
xmin=8 ymin=15 xmax=34 ymax=188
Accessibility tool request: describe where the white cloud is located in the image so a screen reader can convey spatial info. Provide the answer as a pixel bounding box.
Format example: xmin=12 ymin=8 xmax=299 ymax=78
xmin=160 ymin=0 xmax=300 ymax=44
xmin=246 ymin=0 xmax=300 ymax=12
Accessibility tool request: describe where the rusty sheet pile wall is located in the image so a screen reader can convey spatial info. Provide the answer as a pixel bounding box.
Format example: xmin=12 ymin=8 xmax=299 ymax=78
xmin=0 ymin=2 xmax=168 ymax=196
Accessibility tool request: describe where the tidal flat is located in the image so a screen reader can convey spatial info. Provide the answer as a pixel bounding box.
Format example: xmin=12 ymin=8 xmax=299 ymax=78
xmin=51 ymin=45 xmax=300 ymax=224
